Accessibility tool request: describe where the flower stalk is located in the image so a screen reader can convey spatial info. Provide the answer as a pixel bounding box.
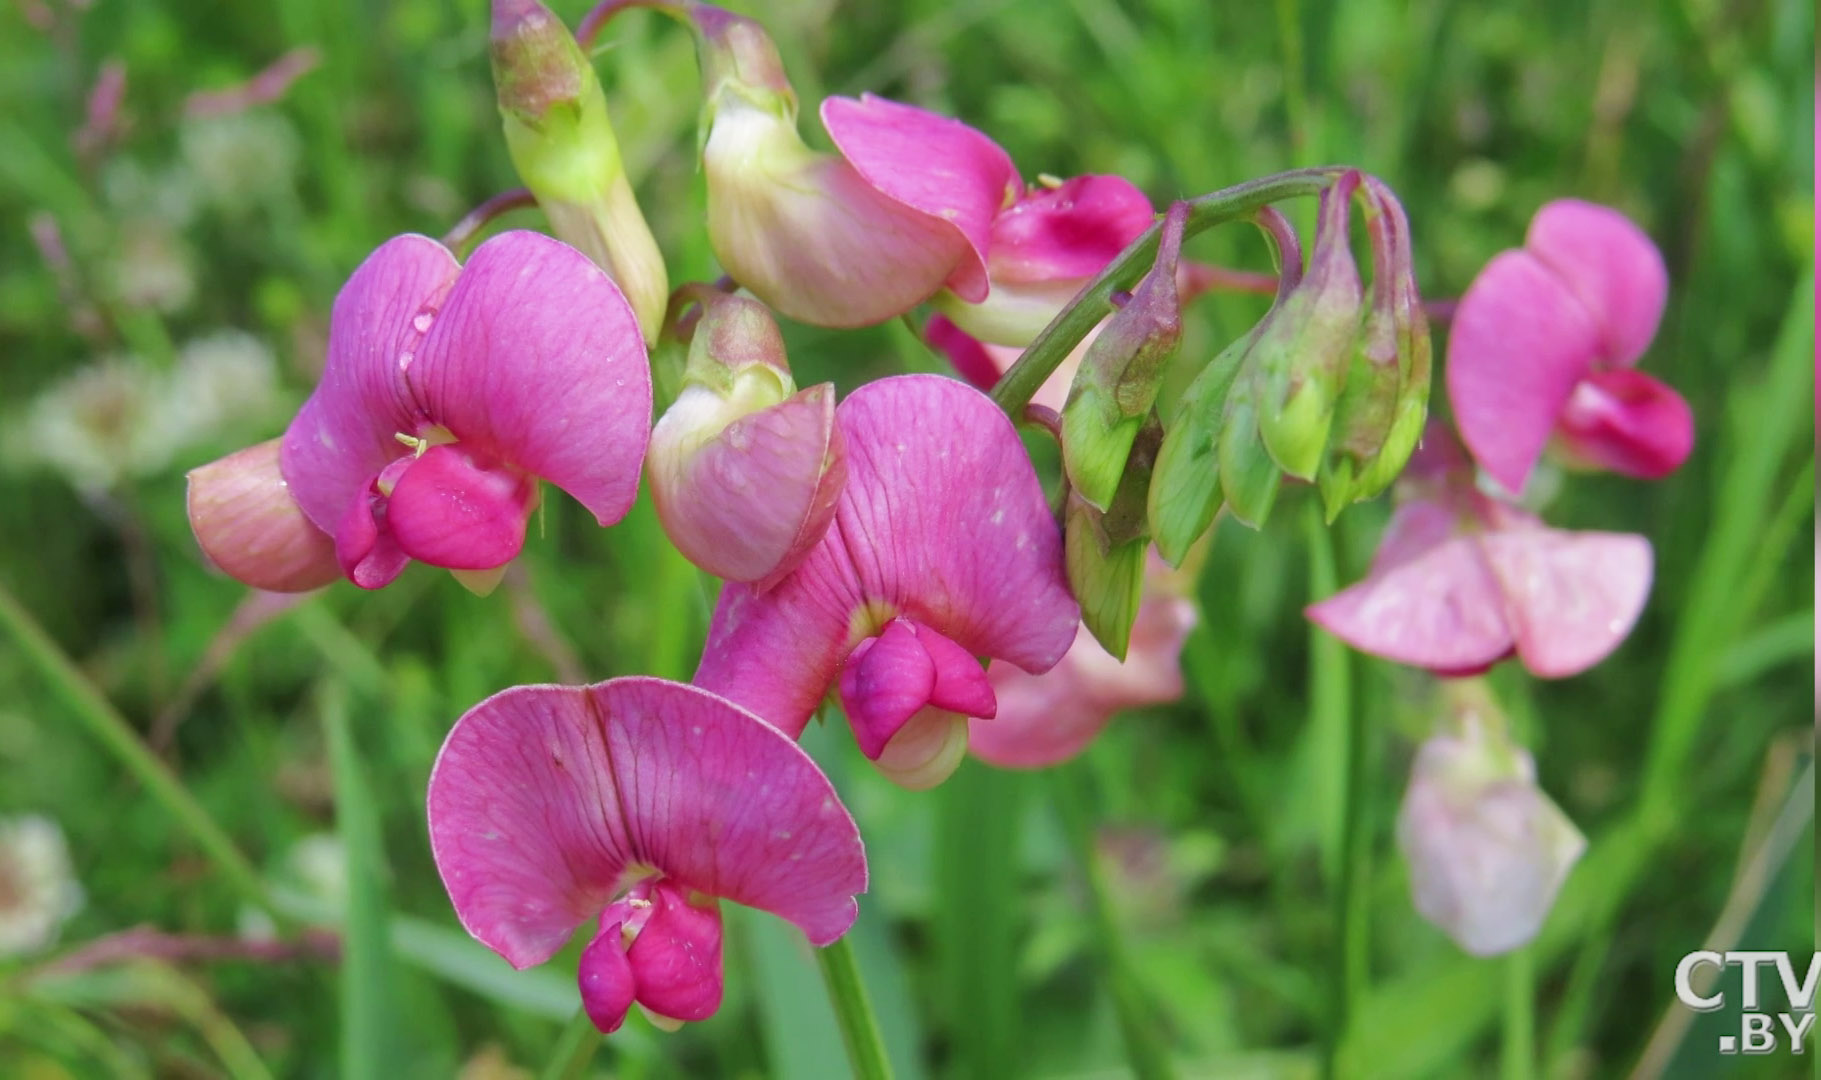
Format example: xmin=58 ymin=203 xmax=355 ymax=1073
xmin=815 ymin=935 xmax=894 ymax=1080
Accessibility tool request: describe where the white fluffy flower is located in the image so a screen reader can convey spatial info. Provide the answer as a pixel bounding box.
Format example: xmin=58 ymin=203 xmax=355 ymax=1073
xmin=0 ymin=814 xmax=84 ymax=957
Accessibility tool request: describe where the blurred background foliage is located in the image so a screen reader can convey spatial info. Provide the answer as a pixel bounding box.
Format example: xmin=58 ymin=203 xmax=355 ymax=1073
xmin=0 ymin=0 xmax=1813 ymax=1076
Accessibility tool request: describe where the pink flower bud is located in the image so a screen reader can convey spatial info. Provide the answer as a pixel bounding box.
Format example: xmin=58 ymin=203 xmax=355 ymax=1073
xmin=648 ymin=296 xmax=845 ymax=586
xmin=1398 ymin=703 xmax=1585 ymax=956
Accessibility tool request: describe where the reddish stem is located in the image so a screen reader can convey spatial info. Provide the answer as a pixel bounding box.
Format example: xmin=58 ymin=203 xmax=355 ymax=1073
xmin=440 ymin=188 xmax=539 ymax=256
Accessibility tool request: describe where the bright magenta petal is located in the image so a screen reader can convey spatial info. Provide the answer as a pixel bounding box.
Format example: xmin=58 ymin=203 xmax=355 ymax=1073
xmin=281 ymin=234 xmax=459 ymax=534
xmin=838 ymin=620 xmax=936 ymax=759
xmin=408 ymin=231 xmax=651 ymax=527
xmin=820 ymin=94 xmax=1018 ymax=302
xmin=1306 ymin=536 xmax=1515 ymax=673
xmin=578 ymin=922 xmax=637 ymax=1033
xmin=921 ymin=624 xmax=997 ymax=718
xmin=624 ymin=883 xmax=724 ymax=1023
xmin=1524 ymin=199 xmax=1667 ymax=367
xmin=1553 ymin=368 xmax=1694 ymax=479
xmin=1445 ymin=250 xmax=1601 ymax=493
xmin=1479 ymin=529 xmax=1653 ymax=678
xmin=333 ymin=460 xmax=414 ymax=590
xmin=925 ymin=315 xmax=1007 ymax=393
xmin=987 ymin=174 xmax=1154 ymax=284
xmin=386 ymin=444 xmax=538 ymax=570
xmin=427 ymin=679 xmax=865 ymax=970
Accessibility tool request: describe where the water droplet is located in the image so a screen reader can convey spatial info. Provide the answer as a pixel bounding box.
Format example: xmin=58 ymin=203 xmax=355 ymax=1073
xmin=397 ymin=351 xmax=414 ymax=372
xmin=412 ymin=312 xmax=434 ymax=333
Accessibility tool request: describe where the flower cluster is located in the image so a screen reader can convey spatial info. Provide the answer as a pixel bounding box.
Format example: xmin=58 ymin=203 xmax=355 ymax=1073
xmin=180 ymin=0 xmax=1688 ymax=1030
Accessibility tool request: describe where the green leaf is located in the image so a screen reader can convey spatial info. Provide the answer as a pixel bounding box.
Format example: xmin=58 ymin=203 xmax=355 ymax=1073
xmin=323 ymin=682 xmax=397 ymax=1080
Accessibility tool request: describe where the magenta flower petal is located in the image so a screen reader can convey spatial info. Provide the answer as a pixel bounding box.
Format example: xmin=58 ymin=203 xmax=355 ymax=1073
xmin=186 ymin=438 xmax=341 ymax=593
xmin=1553 ymin=368 xmax=1694 ymax=479
xmin=1524 ymin=199 xmax=1667 ymax=368
xmin=1305 ymin=533 xmax=1515 ymax=674
xmin=386 ymin=444 xmax=539 ymax=570
xmin=920 ymin=625 xmax=998 ymax=718
xmin=334 ymin=460 xmax=414 ymax=591
xmin=281 ymin=234 xmax=460 ymax=534
xmin=1479 ymin=529 xmax=1653 ymax=677
xmin=925 ymin=314 xmax=1005 ymax=394
xmin=622 ymin=882 xmax=725 ymax=1023
xmin=839 ymin=620 xmax=937 ymax=759
xmin=579 ymin=922 xmax=637 ymax=1033
xmin=820 ymin=94 xmax=1018 ymax=303
xmin=1445 ymin=250 xmax=1602 ymax=493
xmin=427 ymin=678 xmax=866 ymax=972
xmin=986 ymin=174 xmax=1154 ymax=284
xmin=696 ymin=375 xmax=1079 ymax=739
xmin=408 ymin=231 xmax=651 ymax=527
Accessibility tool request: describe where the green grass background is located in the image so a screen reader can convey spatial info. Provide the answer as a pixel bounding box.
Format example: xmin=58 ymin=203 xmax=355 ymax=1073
xmin=0 ymin=0 xmax=1813 ymax=1076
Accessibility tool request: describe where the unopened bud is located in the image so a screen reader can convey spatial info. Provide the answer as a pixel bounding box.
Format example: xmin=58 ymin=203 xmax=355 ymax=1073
xmin=1062 ymin=419 xmax=1156 ymax=659
xmin=1061 ymin=201 xmax=1186 ymax=511
xmin=1398 ymin=685 xmax=1586 ymax=956
xmin=1147 ymin=324 xmax=1254 ymax=565
xmin=492 ymin=0 xmax=669 ymax=343
xmin=1319 ymin=177 xmax=1432 ymax=515
xmin=648 ymin=295 xmax=845 ymax=587
xmin=1253 ymin=171 xmax=1365 ymax=481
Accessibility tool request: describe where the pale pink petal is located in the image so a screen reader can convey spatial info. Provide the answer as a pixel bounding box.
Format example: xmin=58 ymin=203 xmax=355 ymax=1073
xmin=650 ymin=384 xmax=846 ymax=587
xmin=281 ymin=234 xmax=459 ymax=533
xmin=427 ymin=679 xmax=866 ymax=968
xmin=386 ymin=444 xmax=539 ymax=570
xmin=1524 ymin=199 xmax=1667 ymax=367
xmin=186 ymin=438 xmax=340 ymax=592
xmin=1445 ymin=250 xmax=1601 ymax=493
xmin=1478 ymin=529 xmax=1653 ymax=678
xmin=1553 ymin=368 xmax=1694 ymax=479
xmin=1306 ymin=537 xmax=1514 ymax=673
xmin=838 ymin=621 xmax=936 ymax=759
xmin=1369 ymin=498 xmax=1464 ymax=574
xmin=820 ymin=93 xmax=1018 ymax=302
xmin=408 ymin=231 xmax=651 ymax=527
xmin=987 ymin=174 xmax=1154 ymax=284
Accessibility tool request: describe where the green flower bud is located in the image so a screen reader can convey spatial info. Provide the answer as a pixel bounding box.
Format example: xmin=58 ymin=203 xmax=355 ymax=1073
xmin=492 ymin=0 xmax=669 ymax=344
xmin=1061 ymin=202 xmax=1186 ymax=511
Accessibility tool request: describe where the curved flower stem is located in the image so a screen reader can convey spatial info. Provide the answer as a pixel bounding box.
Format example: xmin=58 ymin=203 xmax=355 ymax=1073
xmin=0 ymin=582 xmax=279 ymax=921
xmin=577 ymin=0 xmax=685 ymax=52
xmin=537 ymin=1008 xmax=602 ymax=1080
xmin=815 ymin=935 xmax=894 ymax=1080
xmin=1053 ymin=764 xmax=1178 ymax=1080
xmin=990 ymin=167 xmax=1345 ymax=418
xmin=1502 ymin=946 xmax=1535 ymax=1080
xmin=441 ymin=187 xmax=538 ymax=256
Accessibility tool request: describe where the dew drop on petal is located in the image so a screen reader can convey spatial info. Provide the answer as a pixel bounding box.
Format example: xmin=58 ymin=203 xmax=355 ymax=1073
xmin=412 ymin=312 xmax=434 ymax=333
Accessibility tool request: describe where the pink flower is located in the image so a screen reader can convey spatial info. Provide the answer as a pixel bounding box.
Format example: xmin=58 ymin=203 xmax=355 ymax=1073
xmin=1399 ymin=704 xmax=1585 ymax=956
xmin=428 ymin=676 xmax=866 ymax=1034
xmin=188 ymin=230 xmax=652 ymax=593
xmin=694 ymin=375 xmax=1080 ymax=788
xmin=1446 ymin=199 xmax=1692 ymax=493
xmin=970 ymin=557 xmax=1196 ymax=769
xmin=1305 ymin=426 xmax=1653 ymax=678
xmin=933 ymin=173 xmax=1156 ymax=347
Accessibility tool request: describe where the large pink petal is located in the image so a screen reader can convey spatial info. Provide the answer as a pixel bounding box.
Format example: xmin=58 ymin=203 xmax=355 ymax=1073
xmin=986 ymin=174 xmax=1154 ymax=284
xmin=833 ymin=375 xmax=1079 ymax=669
xmin=428 ymin=679 xmax=866 ymax=969
xmin=408 ymin=231 xmax=651 ymax=527
xmin=1306 ymin=536 xmax=1514 ymax=673
xmin=386 ymin=444 xmax=539 ymax=570
xmin=1524 ymin=199 xmax=1667 ymax=367
xmin=1553 ymin=368 xmax=1694 ymax=479
xmin=1478 ymin=529 xmax=1653 ymax=678
xmin=281 ymin=234 xmax=459 ymax=533
xmin=1445 ymin=250 xmax=1601 ymax=493
xmin=838 ymin=621 xmax=936 ymax=759
xmin=820 ymin=94 xmax=1018 ymax=303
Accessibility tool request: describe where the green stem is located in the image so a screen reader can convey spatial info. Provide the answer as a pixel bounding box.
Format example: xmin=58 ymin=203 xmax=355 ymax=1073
xmin=989 ymin=167 xmax=1346 ymax=417
xmin=1502 ymin=947 xmax=1534 ymax=1080
xmin=815 ymin=935 xmax=894 ymax=1080
xmin=1053 ymin=764 xmax=1179 ymax=1080
xmin=537 ymin=1008 xmax=603 ymax=1080
xmin=0 ymin=583 xmax=278 ymax=920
